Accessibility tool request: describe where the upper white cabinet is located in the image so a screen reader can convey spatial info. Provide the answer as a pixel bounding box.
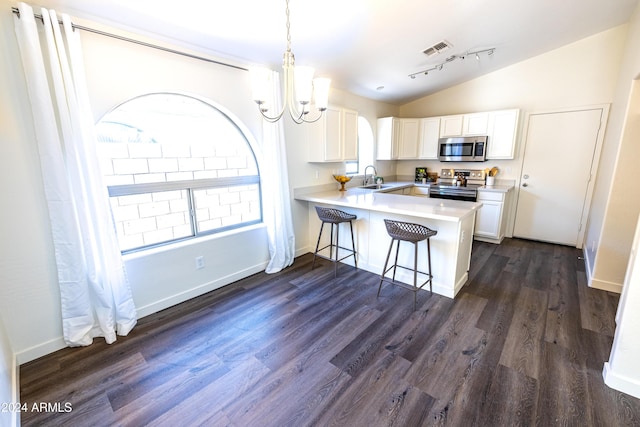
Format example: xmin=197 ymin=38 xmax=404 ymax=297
xmin=439 ymin=115 xmax=464 ymax=137
xmin=378 ymin=117 xmax=441 ymax=160
xmin=397 ymin=118 xmax=421 ymax=159
xmin=377 ymin=117 xmax=400 ymax=160
xmin=308 ymin=106 xmax=358 ymax=162
xmin=463 ymin=112 xmax=489 ymax=135
xmin=439 ymin=113 xmax=489 ymax=137
xmin=342 ymin=108 xmax=358 ymax=161
xmin=418 ymin=117 xmax=440 ymax=159
xmin=376 ymin=108 xmax=519 ymax=160
xmin=486 ymin=109 xmax=520 ymax=159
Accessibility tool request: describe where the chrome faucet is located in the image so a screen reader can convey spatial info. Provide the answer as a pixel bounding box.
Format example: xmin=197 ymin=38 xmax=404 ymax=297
xmin=364 ymin=165 xmax=378 ymax=186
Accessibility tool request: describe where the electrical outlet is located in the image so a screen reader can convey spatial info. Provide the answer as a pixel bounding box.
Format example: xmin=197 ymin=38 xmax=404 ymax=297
xmin=195 ymin=256 xmax=205 ymax=269
xmin=315 ymin=170 xmax=319 ymax=179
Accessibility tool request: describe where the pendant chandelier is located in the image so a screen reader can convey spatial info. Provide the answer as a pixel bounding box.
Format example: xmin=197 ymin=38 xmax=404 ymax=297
xmin=250 ymin=0 xmax=331 ymax=124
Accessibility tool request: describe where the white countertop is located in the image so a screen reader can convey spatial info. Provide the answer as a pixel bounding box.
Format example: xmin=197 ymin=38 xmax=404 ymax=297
xmin=295 ymin=184 xmax=482 ymax=222
xmin=477 ymin=184 xmax=513 ymax=193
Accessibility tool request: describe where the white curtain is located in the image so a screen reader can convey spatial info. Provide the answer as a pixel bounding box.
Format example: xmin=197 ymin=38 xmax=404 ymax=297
xmin=14 ymin=3 xmax=137 ymax=346
xmin=261 ymin=70 xmax=296 ymax=273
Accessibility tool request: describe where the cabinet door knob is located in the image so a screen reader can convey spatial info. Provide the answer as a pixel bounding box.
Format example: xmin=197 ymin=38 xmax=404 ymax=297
xmin=522 ymin=183 xmax=528 ymax=187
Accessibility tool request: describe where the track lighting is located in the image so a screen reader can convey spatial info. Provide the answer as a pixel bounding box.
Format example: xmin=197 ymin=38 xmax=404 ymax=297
xmin=408 ymin=47 xmax=496 ymax=79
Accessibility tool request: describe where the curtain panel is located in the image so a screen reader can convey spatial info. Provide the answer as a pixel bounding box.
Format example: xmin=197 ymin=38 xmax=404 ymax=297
xmin=14 ymin=2 xmax=137 ymax=346
xmin=261 ymin=70 xmax=296 ymax=273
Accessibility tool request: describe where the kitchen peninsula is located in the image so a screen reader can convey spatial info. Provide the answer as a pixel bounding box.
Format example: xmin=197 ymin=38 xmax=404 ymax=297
xmin=295 ymin=184 xmax=482 ymax=298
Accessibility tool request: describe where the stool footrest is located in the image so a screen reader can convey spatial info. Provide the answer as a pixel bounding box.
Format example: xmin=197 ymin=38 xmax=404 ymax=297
xmin=380 ymin=264 xmax=433 ymax=292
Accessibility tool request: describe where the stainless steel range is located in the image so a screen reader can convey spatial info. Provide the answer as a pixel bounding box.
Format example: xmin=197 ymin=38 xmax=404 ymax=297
xmin=429 ymin=168 xmax=486 ymax=202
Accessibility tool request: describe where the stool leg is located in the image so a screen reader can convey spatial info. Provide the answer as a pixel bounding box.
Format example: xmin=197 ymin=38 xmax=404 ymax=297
xmin=349 ymin=220 xmax=357 ymax=269
xmin=312 ymin=222 xmax=325 ymax=270
xmin=427 ymin=237 xmax=433 ymax=293
xmin=413 ymin=241 xmax=419 ymax=310
xmin=334 ymin=222 xmax=339 ymax=278
xmin=392 ymin=240 xmax=400 ymax=282
xmin=378 ymin=238 xmax=395 ymax=296
xmin=329 ymin=223 xmax=335 ymax=262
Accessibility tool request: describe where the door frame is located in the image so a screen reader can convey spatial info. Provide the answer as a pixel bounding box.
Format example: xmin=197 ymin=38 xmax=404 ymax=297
xmin=512 ymin=104 xmax=610 ymax=248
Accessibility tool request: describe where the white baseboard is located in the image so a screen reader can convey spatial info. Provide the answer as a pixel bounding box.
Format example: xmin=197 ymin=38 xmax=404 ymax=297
xmin=589 ymin=278 xmax=623 ymax=293
xmin=603 ymin=362 xmax=640 ymax=399
xmin=136 ymin=260 xmax=269 ymax=319
xmin=16 ymin=260 xmax=272 ymax=365
xmin=583 ymin=247 xmax=623 ymax=293
xmin=15 ymin=337 xmax=66 ymax=365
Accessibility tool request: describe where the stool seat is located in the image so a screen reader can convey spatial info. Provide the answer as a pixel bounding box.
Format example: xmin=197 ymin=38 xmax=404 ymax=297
xmin=316 ymin=207 xmax=357 ymax=223
xmin=384 ymin=219 xmax=437 ymax=242
xmin=312 ymin=206 xmax=357 ymax=278
xmin=378 ymin=219 xmax=437 ymax=309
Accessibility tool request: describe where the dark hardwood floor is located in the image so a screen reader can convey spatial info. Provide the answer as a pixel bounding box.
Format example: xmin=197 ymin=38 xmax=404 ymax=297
xmin=20 ymin=238 xmax=640 ymax=426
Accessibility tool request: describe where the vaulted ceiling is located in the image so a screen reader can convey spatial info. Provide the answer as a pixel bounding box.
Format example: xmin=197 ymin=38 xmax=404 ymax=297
xmin=42 ymin=0 xmax=639 ymax=104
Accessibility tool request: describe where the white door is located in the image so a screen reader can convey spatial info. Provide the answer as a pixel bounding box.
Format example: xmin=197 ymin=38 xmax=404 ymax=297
xmin=513 ymin=107 xmax=606 ymax=247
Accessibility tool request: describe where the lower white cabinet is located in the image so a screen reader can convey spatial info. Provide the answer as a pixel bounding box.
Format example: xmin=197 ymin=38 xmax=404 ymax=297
xmin=474 ymin=189 xmax=511 ymax=244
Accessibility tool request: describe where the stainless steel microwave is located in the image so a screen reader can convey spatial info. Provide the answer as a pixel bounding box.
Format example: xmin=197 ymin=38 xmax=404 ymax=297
xmin=438 ymin=136 xmax=488 ymax=162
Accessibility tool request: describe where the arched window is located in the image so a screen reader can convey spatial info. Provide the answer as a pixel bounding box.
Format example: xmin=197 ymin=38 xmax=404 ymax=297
xmin=96 ymin=93 xmax=261 ymax=252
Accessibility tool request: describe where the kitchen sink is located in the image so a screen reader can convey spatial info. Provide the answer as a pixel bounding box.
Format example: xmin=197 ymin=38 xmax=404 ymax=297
xmin=360 ymin=184 xmax=393 ymax=190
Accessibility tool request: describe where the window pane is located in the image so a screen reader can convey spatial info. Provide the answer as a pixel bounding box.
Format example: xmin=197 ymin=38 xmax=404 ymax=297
xmin=110 ymin=190 xmax=192 ymax=251
xmin=96 ymin=93 xmax=262 ymax=252
xmin=96 ymin=94 xmax=259 ymax=187
xmin=193 ymin=184 xmax=261 ymax=233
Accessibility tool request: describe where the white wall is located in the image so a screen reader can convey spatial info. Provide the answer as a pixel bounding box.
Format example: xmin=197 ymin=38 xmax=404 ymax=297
xmin=0 ymin=315 xmax=16 ymax=427
xmin=604 ymin=213 xmax=640 ymax=398
xmin=398 ymin=25 xmax=627 ymax=185
xmin=398 ymin=25 xmax=639 ymax=287
xmin=587 ymin=4 xmax=640 ymax=291
xmin=285 ymin=89 xmax=398 ymax=253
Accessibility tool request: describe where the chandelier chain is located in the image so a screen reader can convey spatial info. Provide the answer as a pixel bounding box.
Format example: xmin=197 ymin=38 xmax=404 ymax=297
xmin=285 ymin=0 xmax=292 ymax=53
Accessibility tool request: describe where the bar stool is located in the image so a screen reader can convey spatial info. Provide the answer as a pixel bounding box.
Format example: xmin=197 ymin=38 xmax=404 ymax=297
xmin=312 ymin=206 xmax=357 ymax=278
xmin=378 ymin=219 xmax=437 ymax=309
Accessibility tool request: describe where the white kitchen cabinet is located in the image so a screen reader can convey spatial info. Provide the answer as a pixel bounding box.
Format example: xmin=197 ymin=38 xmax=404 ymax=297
xmin=439 ymin=115 xmax=464 ymax=137
xmin=308 ymin=106 xmax=358 ymax=162
xmin=463 ymin=112 xmax=489 ymax=135
xmin=384 ymin=186 xmax=413 ymax=195
xmin=418 ymin=117 xmax=440 ymax=159
xmin=380 ymin=117 xmax=439 ymax=160
xmin=397 ymin=118 xmax=421 ymax=159
xmin=342 ymin=108 xmax=358 ymax=161
xmin=377 ymin=117 xmax=401 ymax=160
xmin=486 ymin=109 xmax=519 ymax=159
xmin=410 ymin=186 xmax=430 ymax=196
xmin=474 ymin=189 xmax=511 ymax=244
xmin=440 ymin=112 xmax=489 ymax=137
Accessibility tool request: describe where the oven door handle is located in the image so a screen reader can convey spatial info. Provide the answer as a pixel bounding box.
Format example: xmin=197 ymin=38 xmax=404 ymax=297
xmin=434 ymin=189 xmax=477 ymax=197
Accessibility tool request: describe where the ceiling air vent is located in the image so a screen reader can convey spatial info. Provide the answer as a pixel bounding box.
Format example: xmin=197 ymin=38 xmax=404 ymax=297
xmin=423 ymin=40 xmax=453 ymax=57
